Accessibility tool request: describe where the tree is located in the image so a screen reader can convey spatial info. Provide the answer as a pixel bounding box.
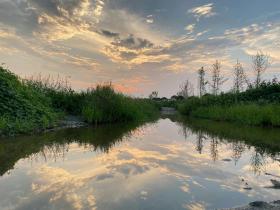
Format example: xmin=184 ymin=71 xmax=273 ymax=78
xmin=177 ymin=80 xmax=194 ymax=99
xmin=149 ymin=91 xmax=158 ymax=99
xmin=197 ymin=67 xmax=207 ymax=97
xmin=233 ymin=60 xmax=247 ymax=92
xmin=252 ymin=51 xmax=270 ymax=88
xmin=210 ymin=60 xmax=227 ymax=95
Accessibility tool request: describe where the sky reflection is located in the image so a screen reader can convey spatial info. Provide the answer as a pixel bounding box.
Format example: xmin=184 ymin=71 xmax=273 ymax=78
xmin=0 ymin=118 xmax=280 ymax=209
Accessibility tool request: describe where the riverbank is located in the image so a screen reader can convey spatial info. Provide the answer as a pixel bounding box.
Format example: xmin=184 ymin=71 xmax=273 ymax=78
xmin=178 ymin=81 xmax=280 ymax=127
xmin=0 ymin=66 xmax=159 ymax=136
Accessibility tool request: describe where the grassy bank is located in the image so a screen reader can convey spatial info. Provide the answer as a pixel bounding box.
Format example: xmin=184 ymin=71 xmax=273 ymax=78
xmin=0 ymin=66 xmax=158 ymax=136
xmin=0 ymin=67 xmax=60 ymax=135
xmin=178 ymin=82 xmax=280 ymax=127
xmin=191 ymin=104 xmax=280 ymax=126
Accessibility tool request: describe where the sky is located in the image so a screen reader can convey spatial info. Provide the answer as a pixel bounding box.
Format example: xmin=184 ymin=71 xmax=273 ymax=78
xmin=0 ymin=0 xmax=280 ymax=97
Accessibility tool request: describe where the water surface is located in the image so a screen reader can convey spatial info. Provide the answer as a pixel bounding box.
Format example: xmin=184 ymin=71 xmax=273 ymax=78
xmin=1 ymin=117 xmax=280 ymax=210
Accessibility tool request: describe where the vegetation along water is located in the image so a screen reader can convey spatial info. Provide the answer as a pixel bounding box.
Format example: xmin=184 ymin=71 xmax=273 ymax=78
xmin=0 ymin=66 xmax=158 ymax=136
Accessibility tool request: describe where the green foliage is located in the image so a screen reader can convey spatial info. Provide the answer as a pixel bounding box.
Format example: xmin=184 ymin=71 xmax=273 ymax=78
xmin=153 ymin=99 xmax=180 ymax=109
xmin=0 ymin=66 xmax=59 ymax=135
xmin=25 ymin=75 xmax=83 ymax=114
xmin=0 ymin=66 xmax=158 ymax=136
xmin=178 ymin=81 xmax=280 ymax=127
xmin=81 ymin=85 xmax=158 ymax=124
xmin=191 ymin=104 xmax=280 ymax=126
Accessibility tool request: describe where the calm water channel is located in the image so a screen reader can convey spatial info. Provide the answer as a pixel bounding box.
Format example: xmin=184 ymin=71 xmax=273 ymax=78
xmin=0 ymin=116 xmax=280 ymax=210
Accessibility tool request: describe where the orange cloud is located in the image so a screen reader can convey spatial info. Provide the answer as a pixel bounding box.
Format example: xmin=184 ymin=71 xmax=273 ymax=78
xmin=113 ymin=76 xmax=153 ymax=94
xmin=113 ymin=83 xmax=139 ymax=94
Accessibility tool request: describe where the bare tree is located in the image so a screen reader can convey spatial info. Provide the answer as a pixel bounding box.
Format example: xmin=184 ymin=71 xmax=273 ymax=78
xmin=252 ymin=51 xmax=270 ymax=88
xmin=210 ymin=60 xmax=227 ymax=95
xmin=198 ymin=67 xmax=207 ymax=97
xmin=149 ymin=91 xmax=158 ymax=99
xmin=177 ymin=80 xmax=194 ymax=99
xmin=233 ymin=60 xmax=247 ymax=92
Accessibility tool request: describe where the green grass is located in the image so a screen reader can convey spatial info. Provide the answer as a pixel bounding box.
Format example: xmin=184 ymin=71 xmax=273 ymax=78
xmin=0 ymin=67 xmax=60 ymax=135
xmin=81 ymin=85 xmax=158 ymax=124
xmin=191 ymin=104 xmax=280 ymax=126
xmin=0 ymin=66 xmax=159 ymax=136
xmin=178 ymin=81 xmax=280 ymax=127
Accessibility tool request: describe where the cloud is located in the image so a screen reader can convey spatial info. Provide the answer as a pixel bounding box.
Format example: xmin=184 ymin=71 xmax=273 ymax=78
xmin=102 ymin=45 xmax=174 ymax=66
xmin=27 ymin=0 xmax=93 ymax=18
xmin=0 ymin=2 xmax=168 ymax=68
xmin=185 ymin=24 xmax=196 ymax=34
xmin=224 ymin=23 xmax=263 ymax=41
xmin=112 ymin=34 xmax=154 ymax=50
xmin=99 ymin=29 xmax=120 ymax=38
xmin=93 ymin=0 xmax=105 ymax=19
xmin=26 ymin=0 xmax=105 ymax=41
xmin=0 ymin=0 xmax=279 ymax=96
xmin=113 ymin=76 xmax=153 ymax=94
xmin=188 ymin=3 xmax=216 ymax=21
xmin=217 ymin=22 xmax=280 ymax=63
xmin=97 ymin=9 xmax=166 ymax=45
xmin=146 ymin=15 xmax=154 ymax=24
xmin=101 ymin=32 xmax=174 ymax=66
xmin=161 ymin=21 xmax=280 ymax=78
xmin=183 ymin=202 xmax=206 ymax=210
xmin=163 ymin=61 xmax=186 ymax=73
xmin=0 ymin=0 xmax=38 ymax=36
xmin=0 ymin=26 xmax=100 ymax=72
xmin=31 ymin=166 xmax=97 ymax=210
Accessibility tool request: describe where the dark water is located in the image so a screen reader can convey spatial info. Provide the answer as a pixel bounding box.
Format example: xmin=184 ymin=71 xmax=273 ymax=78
xmin=0 ymin=116 xmax=280 ymax=210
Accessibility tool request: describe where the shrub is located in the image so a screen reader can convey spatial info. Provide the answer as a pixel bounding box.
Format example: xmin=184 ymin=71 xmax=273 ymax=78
xmin=0 ymin=66 xmax=59 ymax=135
xmin=81 ymin=85 xmax=158 ymax=124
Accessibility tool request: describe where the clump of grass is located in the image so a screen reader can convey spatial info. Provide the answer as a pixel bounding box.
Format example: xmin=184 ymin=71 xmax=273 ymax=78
xmin=81 ymin=84 xmax=158 ymax=124
xmin=25 ymin=74 xmax=83 ymax=114
xmin=25 ymin=76 xmax=159 ymax=125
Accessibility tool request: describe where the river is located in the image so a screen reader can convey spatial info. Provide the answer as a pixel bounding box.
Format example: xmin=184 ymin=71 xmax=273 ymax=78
xmin=0 ymin=116 xmax=280 ymax=209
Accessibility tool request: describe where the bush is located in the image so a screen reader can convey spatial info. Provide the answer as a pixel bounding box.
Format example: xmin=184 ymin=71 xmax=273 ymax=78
xmin=81 ymin=85 xmax=158 ymax=124
xmin=0 ymin=66 xmax=59 ymax=135
xmin=25 ymin=75 xmax=83 ymax=114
